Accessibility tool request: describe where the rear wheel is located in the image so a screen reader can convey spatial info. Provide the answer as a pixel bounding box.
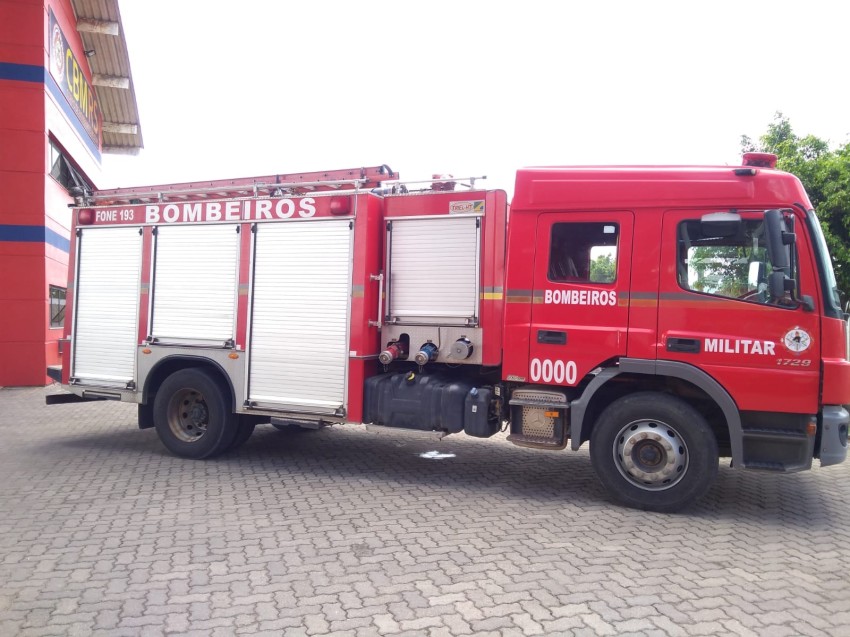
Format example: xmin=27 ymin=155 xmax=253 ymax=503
xmin=153 ymin=368 xmax=237 ymax=459
xmin=225 ymin=417 xmax=256 ymax=452
xmin=590 ymin=392 xmax=718 ymax=512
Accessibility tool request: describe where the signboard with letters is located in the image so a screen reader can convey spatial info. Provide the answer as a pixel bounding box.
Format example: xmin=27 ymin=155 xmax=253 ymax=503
xmin=48 ymin=8 xmax=102 ymax=148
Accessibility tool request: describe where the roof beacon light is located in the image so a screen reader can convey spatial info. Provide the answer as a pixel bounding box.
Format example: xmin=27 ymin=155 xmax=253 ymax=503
xmin=78 ymin=209 xmax=95 ymax=225
xmin=431 ymin=174 xmax=456 ymax=191
xmin=742 ymin=152 xmax=778 ymax=169
xmin=329 ymin=196 xmax=351 ymax=215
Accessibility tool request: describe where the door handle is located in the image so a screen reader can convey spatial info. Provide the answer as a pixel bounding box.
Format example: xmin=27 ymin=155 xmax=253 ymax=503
xmin=538 ymin=330 xmax=567 ymax=345
xmin=368 ymin=273 xmax=383 ymax=328
xmin=667 ymin=337 xmax=700 ymax=353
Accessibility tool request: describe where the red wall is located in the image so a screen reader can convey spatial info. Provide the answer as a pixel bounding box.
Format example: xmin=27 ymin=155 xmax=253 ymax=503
xmin=0 ymin=0 xmax=100 ymax=386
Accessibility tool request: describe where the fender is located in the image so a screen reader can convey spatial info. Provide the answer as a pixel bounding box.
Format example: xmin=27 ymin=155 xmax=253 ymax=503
xmin=142 ymin=354 xmax=238 ymax=409
xmin=569 ymin=358 xmax=744 ymax=467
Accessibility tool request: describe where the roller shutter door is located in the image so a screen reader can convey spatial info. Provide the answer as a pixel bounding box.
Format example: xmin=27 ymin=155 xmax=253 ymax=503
xmin=248 ymin=220 xmax=352 ymax=411
xmin=73 ymin=227 xmax=142 ymax=385
xmin=388 ymin=216 xmax=479 ymax=323
xmin=151 ymin=224 xmax=239 ymax=343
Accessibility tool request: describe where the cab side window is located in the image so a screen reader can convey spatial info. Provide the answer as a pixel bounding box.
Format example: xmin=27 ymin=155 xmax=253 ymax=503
xmin=677 ymin=218 xmax=798 ymax=305
xmin=549 ymin=222 xmax=619 ymax=283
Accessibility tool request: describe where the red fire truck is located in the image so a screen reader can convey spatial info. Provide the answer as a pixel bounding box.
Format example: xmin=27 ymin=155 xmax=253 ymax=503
xmin=47 ymin=155 xmax=850 ymax=511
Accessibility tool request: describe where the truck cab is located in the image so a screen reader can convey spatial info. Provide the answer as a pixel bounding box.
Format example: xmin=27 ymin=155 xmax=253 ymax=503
xmin=501 ymin=155 xmax=849 ymax=509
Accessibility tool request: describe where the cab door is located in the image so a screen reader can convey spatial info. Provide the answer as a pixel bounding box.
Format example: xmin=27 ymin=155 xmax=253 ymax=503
xmin=529 ymin=212 xmax=634 ymax=387
xmin=658 ymin=209 xmax=820 ymax=413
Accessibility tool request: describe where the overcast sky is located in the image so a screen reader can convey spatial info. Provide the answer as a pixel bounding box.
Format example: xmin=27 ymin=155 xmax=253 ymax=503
xmin=102 ymin=0 xmax=850 ymax=197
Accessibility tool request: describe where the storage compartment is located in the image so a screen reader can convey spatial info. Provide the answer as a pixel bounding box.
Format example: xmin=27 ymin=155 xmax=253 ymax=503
xmin=73 ymin=227 xmax=142 ymax=386
xmin=364 ymin=373 xmax=496 ymax=437
xmin=248 ymin=219 xmax=352 ymax=412
xmin=386 ymin=215 xmax=480 ymax=325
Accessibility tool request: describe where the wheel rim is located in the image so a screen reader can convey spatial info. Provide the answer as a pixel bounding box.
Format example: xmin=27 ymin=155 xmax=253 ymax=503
xmin=166 ymin=388 xmax=210 ymax=443
xmin=613 ymin=419 xmax=689 ymax=491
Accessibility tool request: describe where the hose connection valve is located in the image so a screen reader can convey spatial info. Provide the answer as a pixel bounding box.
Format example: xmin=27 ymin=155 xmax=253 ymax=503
xmin=414 ymin=342 xmax=439 ymax=366
xmin=379 ymin=341 xmax=405 ymax=365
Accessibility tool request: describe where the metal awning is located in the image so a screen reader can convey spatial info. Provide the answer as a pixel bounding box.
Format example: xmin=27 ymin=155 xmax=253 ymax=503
xmin=70 ymin=0 xmax=143 ymax=155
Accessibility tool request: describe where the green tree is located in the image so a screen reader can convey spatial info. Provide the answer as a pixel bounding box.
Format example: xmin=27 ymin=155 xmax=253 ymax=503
xmin=590 ymin=252 xmax=616 ymax=283
xmin=741 ymin=114 xmax=850 ymax=299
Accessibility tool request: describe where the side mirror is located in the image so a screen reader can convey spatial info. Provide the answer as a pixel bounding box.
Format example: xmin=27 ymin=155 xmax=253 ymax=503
xmin=764 ymin=209 xmax=795 ymax=271
xmin=768 ymin=270 xmax=788 ymax=301
xmin=768 ymin=271 xmax=808 ymax=309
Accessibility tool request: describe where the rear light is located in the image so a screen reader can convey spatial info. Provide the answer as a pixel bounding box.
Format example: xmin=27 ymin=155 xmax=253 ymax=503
xmin=77 ymin=208 xmax=95 ymax=225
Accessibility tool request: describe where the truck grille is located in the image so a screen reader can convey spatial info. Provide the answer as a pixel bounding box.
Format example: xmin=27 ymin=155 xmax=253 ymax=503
xmin=520 ymin=405 xmax=556 ymax=438
xmin=508 ymin=387 xmax=568 ymax=448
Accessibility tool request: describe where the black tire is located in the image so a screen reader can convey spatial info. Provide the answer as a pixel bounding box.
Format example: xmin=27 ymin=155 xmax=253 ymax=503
xmin=225 ymin=418 xmax=256 ymax=452
xmin=153 ymin=368 xmax=237 ymax=459
xmin=589 ymin=392 xmax=718 ymax=513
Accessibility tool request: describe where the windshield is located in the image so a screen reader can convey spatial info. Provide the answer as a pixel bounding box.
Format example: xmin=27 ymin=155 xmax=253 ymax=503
xmin=807 ymin=210 xmax=842 ymax=314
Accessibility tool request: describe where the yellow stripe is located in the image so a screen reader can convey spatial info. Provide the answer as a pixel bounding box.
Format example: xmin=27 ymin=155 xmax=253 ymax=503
xmin=626 ymin=299 xmax=658 ymax=307
xmin=480 ymin=292 xmax=504 ymax=300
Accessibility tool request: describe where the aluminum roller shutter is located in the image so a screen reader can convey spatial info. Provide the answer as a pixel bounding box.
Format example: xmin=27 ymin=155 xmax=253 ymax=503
xmin=248 ymin=220 xmax=352 ymax=410
xmin=151 ymin=224 xmax=239 ymax=343
xmin=388 ymin=216 xmax=480 ymax=323
xmin=73 ymin=227 xmax=142 ymax=385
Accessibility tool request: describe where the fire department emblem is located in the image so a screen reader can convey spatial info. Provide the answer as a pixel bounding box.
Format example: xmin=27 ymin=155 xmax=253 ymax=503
xmin=783 ymin=327 xmax=811 ymax=353
xmin=50 ymin=24 xmax=65 ymax=82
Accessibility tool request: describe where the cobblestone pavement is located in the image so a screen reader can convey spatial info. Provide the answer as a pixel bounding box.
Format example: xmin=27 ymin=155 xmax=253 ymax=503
xmin=1 ymin=385 xmax=849 ymax=637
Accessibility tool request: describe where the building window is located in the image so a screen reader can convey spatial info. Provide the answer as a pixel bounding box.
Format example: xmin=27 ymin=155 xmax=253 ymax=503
xmin=49 ymin=285 xmax=66 ymax=328
xmin=548 ymin=222 xmax=619 ymax=283
xmin=49 ymin=140 xmax=91 ymax=195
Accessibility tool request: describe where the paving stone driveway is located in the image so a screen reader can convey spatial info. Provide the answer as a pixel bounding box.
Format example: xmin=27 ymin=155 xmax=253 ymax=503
xmin=1 ymin=385 xmax=848 ymax=636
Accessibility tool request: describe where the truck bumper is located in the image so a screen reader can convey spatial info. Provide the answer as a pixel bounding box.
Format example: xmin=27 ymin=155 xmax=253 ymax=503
xmin=819 ymin=405 xmax=849 ymax=467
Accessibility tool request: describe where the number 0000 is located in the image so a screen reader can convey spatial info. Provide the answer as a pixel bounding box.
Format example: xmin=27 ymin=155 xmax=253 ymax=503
xmin=530 ymin=358 xmax=577 ymax=385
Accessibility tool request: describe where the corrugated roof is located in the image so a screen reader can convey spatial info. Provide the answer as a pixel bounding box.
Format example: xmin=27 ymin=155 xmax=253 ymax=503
xmin=70 ymin=0 xmax=143 ymax=154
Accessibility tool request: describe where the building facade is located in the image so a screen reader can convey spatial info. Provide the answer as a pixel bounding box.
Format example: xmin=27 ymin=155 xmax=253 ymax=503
xmin=0 ymin=0 xmax=140 ymax=385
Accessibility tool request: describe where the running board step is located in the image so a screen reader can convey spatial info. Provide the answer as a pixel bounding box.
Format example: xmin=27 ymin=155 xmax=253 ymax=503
xmin=364 ymin=424 xmax=447 ymax=440
xmin=270 ymin=417 xmax=326 ymax=430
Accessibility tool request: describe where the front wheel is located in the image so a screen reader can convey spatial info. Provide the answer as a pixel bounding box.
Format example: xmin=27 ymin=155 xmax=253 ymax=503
xmin=590 ymin=392 xmax=718 ymax=512
xmin=153 ymin=368 xmax=237 ymax=459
